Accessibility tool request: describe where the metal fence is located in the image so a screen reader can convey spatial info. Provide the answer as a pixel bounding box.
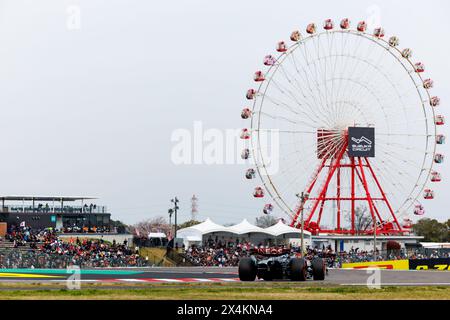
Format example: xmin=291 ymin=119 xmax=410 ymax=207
xmin=332 ymin=248 xmax=450 ymax=266
xmin=0 ymin=249 xmax=149 ymax=269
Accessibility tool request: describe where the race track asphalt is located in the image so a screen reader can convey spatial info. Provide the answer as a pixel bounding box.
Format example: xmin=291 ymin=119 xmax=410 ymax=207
xmin=0 ymin=267 xmax=449 ymax=286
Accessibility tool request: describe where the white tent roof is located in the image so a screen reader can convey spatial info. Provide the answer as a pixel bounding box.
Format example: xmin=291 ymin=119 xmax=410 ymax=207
xmin=177 ymin=217 xmax=311 ymax=238
xmin=177 ymin=218 xmax=230 ymax=240
xmin=264 ymin=220 xmax=311 ymax=237
xmin=187 ymin=218 xmax=230 ymax=233
xmin=148 ymin=232 xmax=166 ymax=238
xmin=226 ymin=219 xmax=266 ymax=234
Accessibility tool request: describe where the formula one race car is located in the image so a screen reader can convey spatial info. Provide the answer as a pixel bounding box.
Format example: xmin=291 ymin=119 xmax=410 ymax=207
xmin=238 ymin=251 xmax=326 ymax=281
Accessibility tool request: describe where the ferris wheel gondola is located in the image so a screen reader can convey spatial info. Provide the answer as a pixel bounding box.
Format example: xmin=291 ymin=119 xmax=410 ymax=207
xmin=240 ymin=18 xmax=444 ymax=235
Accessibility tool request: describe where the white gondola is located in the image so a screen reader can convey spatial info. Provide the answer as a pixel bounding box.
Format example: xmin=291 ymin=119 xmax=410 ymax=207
xmin=401 ymin=48 xmax=412 ymax=58
xmin=241 ymin=148 xmax=250 ymax=160
xmin=240 ymin=128 xmax=250 ymax=140
xmin=414 ymin=204 xmax=425 ymax=215
xmin=430 ymin=96 xmax=440 ymax=107
xmin=423 ymin=78 xmax=434 ymax=89
xmin=434 ymin=153 xmax=444 ymax=163
xmin=263 ymin=55 xmax=277 ymax=66
xmin=245 ymin=168 xmax=255 ymax=179
xmin=388 ymin=36 xmax=399 ymax=47
xmin=436 ymin=134 xmax=445 ymax=144
xmin=263 ymin=204 xmax=274 ymax=214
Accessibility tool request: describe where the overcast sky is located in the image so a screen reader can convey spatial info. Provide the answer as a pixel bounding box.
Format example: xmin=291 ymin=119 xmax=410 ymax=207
xmin=0 ymin=0 xmax=448 ymax=225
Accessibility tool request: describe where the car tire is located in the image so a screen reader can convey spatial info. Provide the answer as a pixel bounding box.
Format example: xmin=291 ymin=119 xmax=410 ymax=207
xmin=311 ymin=257 xmax=326 ymax=280
xmin=238 ymin=257 xmax=257 ymax=281
xmin=290 ymin=258 xmax=307 ymax=281
xmin=262 ymin=272 xmax=273 ymax=281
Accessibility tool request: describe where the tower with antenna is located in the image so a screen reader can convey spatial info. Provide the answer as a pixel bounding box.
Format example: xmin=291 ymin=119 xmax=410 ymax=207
xmin=191 ymin=194 xmax=198 ymax=221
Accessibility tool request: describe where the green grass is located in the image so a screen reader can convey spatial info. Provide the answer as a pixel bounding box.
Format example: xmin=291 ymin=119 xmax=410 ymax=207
xmin=0 ymin=283 xmax=448 ymax=300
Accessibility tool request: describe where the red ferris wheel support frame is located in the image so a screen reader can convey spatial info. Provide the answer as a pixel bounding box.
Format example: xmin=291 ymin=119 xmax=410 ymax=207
xmin=290 ymin=138 xmax=405 ymax=235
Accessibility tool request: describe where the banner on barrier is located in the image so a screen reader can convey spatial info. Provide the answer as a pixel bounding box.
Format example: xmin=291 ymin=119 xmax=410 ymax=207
xmin=341 ymin=260 xmax=409 ymax=270
xmin=408 ymin=258 xmax=450 ymax=270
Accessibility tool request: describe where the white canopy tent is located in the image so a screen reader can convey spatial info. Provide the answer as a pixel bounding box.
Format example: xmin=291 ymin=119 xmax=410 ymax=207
xmin=264 ymin=220 xmax=311 ymax=237
xmin=177 ymin=218 xmax=312 ymax=248
xmin=226 ymin=219 xmax=266 ymax=234
xmin=177 ymin=218 xmax=231 ymax=247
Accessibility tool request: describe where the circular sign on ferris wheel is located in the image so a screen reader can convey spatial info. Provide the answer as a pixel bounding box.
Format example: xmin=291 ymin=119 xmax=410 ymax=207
xmin=240 ymin=18 xmax=444 ymax=235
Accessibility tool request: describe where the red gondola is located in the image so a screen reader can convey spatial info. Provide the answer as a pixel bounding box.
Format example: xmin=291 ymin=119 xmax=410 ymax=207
xmin=430 ymin=96 xmax=440 ymax=107
xmin=431 ymin=171 xmax=441 ymax=182
xmin=340 ymin=18 xmax=350 ymax=29
xmin=373 ymin=27 xmax=385 ymax=38
xmin=290 ymin=30 xmax=301 ymax=42
xmin=402 ymin=218 xmax=413 ymax=229
xmin=241 ymin=108 xmax=252 ymax=119
xmin=276 ymin=41 xmax=287 ymax=52
xmin=306 ymin=23 xmax=316 ymax=34
xmin=423 ymin=189 xmax=434 ymax=200
xmin=246 ymin=89 xmax=256 ymax=100
xmin=254 ymin=187 xmax=264 ymax=198
xmin=323 ymin=19 xmax=334 ymax=30
xmin=414 ymin=62 xmax=425 ymax=73
xmin=435 ymin=115 xmax=444 ymax=125
xmin=254 ymin=71 xmax=265 ymax=82
xmin=357 ymin=21 xmax=367 ymax=32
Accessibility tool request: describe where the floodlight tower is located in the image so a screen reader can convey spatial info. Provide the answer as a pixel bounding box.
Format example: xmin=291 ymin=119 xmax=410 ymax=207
xmin=191 ymin=194 xmax=198 ymax=221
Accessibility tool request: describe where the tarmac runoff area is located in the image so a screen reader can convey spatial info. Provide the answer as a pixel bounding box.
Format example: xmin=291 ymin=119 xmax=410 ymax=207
xmin=0 ymin=267 xmax=449 ymax=287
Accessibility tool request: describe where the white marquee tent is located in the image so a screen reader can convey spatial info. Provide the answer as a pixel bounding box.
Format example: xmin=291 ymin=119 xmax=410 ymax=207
xmin=177 ymin=218 xmax=311 ymax=248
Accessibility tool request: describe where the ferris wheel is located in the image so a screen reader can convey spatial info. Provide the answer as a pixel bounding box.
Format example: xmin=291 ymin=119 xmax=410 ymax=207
xmin=240 ymin=18 xmax=444 ymax=235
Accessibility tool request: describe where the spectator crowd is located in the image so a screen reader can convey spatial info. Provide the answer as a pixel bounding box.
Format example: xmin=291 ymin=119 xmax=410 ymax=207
xmin=0 ymin=226 xmax=148 ymax=268
xmin=182 ymin=241 xmax=450 ymax=267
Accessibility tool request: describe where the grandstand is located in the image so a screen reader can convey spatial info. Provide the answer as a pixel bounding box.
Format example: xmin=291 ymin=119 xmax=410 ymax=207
xmin=0 ymin=196 xmax=111 ymax=233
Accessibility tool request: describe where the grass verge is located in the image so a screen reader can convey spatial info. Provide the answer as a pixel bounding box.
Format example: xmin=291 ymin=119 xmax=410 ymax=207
xmin=0 ymin=282 xmax=448 ymax=300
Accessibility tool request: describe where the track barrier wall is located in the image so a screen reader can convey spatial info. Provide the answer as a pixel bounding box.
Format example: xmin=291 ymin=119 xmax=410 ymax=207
xmin=342 ymin=258 xmax=450 ymax=270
